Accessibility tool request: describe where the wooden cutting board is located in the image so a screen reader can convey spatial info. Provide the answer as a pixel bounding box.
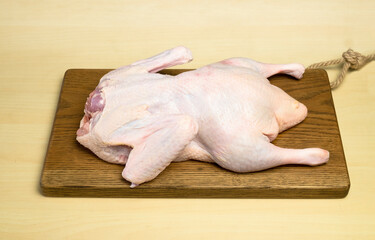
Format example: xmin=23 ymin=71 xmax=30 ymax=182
xmin=40 ymin=69 xmax=350 ymax=198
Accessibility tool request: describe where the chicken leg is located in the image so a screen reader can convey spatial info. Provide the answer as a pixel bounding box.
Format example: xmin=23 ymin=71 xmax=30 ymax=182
xmin=220 ymin=57 xmax=305 ymax=79
xmin=210 ymin=127 xmax=329 ymax=173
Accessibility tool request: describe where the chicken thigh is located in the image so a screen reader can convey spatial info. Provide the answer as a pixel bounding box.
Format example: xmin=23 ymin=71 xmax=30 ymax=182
xmin=76 ymin=46 xmax=329 ymax=187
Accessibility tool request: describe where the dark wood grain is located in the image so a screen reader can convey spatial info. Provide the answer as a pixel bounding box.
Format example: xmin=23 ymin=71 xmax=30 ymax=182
xmin=40 ymin=69 xmax=350 ymax=198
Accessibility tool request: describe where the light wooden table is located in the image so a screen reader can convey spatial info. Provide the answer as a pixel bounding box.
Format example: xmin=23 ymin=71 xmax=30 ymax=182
xmin=1 ymin=1 xmax=374 ymax=239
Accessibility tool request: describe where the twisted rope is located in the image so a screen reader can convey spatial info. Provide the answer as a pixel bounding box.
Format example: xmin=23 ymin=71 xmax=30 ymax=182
xmin=307 ymin=49 xmax=375 ymax=89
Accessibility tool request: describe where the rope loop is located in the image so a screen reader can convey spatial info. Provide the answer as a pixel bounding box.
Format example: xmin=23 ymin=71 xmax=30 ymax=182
xmin=308 ymin=49 xmax=375 ymax=89
xmin=342 ymin=49 xmax=368 ymax=70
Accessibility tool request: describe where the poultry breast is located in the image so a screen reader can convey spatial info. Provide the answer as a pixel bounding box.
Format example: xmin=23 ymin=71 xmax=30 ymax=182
xmin=76 ymin=46 xmax=329 ymax=187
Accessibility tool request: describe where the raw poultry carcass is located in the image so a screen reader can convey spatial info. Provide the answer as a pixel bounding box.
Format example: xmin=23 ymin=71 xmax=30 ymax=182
xmin=76 ymin=46 xmax=329 ymax=187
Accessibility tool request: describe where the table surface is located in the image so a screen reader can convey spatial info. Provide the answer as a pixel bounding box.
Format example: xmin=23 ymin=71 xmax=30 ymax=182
xmin=1 ymin=0 xmax=374 ymax=239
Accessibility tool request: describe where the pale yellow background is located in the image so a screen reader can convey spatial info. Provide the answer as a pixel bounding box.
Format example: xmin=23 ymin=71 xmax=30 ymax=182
xmin=1 ymin=0 xmax=374 ymax=239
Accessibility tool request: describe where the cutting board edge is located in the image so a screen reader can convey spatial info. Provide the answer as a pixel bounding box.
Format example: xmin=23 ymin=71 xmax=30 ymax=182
xmin=322 ymin=68 xmax=351 ymax=192
xmin=39 ymin=182 xmax=350 ymax=199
